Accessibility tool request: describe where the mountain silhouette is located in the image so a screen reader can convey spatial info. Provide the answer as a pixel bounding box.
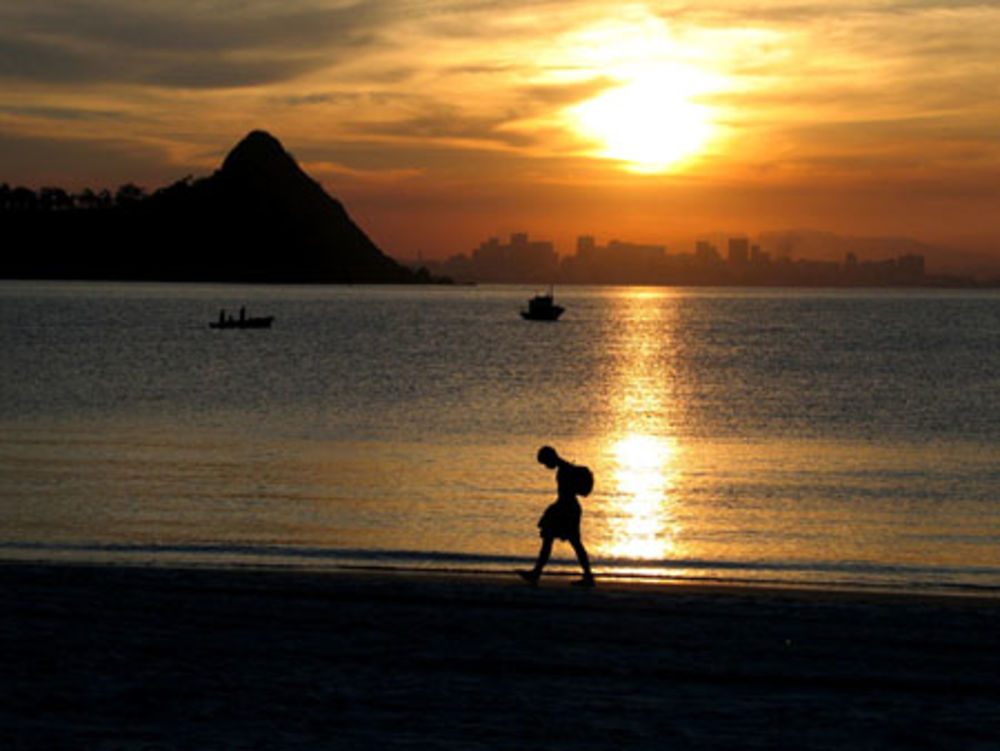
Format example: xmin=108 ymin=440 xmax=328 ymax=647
xmin=1 ymin=130 xmax=432 ymax=283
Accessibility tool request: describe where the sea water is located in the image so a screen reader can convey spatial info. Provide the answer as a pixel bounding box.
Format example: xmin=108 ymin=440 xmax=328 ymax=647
xmin=2 ymin=281 xmax=1000 ymax=594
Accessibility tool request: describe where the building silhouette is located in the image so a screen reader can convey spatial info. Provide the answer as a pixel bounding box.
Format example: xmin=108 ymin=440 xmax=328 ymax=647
xmin=467 ymin=233 xmax=558 ymax=282
xmin=728 ymin=237 xmax=749 ymax=267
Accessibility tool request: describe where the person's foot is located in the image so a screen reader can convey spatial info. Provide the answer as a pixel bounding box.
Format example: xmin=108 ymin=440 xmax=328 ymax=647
xmin=518 ymin=569 xmax=540 ymax=585
xmin=571 ymin=575 xmax=596 ymax=588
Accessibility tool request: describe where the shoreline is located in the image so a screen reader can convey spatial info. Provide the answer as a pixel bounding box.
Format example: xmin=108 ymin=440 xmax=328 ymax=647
xmin=4 ymin=554 xmax=1000 ymax=606
xmin=5 ymin=561 xmax=1000 ymax=749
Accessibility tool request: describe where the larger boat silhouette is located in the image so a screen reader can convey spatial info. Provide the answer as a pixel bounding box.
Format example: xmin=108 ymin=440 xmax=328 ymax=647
xmin=521 ymin=287 xmax=564 ymax=321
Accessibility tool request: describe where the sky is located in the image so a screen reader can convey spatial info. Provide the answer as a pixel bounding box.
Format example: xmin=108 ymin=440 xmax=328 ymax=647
xmin=1 ymin=0 xmax=998 ymax=260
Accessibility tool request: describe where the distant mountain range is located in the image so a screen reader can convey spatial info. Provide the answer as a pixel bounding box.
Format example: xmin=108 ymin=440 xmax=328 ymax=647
xmin=1 ymin=130 xmax=434 ymax=283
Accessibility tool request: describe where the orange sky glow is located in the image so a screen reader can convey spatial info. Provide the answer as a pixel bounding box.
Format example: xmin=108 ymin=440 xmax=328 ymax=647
xmin=1 ymin=1 xmax=998 ymax=260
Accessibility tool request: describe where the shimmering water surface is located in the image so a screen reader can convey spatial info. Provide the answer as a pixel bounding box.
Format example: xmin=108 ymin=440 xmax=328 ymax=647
xmin=3 ymin=281 xmax=1000 ymax=593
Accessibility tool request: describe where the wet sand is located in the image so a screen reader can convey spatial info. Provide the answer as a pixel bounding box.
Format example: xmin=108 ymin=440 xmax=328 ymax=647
xmin=4 ymin=563 xmax=1000 ymax=750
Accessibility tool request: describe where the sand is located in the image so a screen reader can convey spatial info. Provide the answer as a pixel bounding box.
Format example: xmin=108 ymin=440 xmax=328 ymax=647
xmin=3 ymin=563 xmax=1000 ymax=750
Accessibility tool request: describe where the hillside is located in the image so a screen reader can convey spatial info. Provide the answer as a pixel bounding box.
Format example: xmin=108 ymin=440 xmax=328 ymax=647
xmin=1 ymin=130 xmax=431 ymax=283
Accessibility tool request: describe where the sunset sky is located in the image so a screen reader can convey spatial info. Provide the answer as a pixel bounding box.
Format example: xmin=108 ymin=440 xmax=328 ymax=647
xmin=1 ymin=0 xmax=998 ymax=259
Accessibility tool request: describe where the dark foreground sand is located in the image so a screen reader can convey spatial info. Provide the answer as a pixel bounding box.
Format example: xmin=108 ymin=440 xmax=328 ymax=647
xmin=3 ymin=564 xmax=1000 ymax=750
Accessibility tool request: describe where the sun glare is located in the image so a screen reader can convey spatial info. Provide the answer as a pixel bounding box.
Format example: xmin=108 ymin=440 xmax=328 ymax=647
xmin=571 ymin=72 xmax=715 ymax=174
xmin=545 ymin=12 xmax=724 ymax=175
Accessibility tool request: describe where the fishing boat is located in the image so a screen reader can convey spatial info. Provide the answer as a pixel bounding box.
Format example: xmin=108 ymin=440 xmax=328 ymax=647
xmin=210 ymin=307 xmax=274 ymax=329
xmin=521 ymin=287 xmax=564 ymax=321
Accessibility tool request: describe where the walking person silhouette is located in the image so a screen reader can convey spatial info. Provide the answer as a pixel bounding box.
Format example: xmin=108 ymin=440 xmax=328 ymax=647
xmin=520 ymin=446 xmax=595 ymax=587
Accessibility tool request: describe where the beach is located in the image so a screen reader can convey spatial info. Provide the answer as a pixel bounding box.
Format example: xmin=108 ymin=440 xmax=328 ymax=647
xmin=4 ymin=563 xmax=1000 ymax=750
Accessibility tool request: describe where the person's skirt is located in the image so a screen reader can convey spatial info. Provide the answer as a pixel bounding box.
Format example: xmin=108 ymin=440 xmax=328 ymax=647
xmin=537 ymin=498 xmax=581 ymax=541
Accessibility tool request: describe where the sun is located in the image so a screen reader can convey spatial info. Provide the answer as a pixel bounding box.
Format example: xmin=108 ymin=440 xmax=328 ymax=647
xmin=570 ymin=70 xmax=716 ymax=174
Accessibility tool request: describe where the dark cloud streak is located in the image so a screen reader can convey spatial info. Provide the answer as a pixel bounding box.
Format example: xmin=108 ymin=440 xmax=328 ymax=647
xmin=353 ymin=111 xmax=539 ymax=148
xmin=0 ymin=34 xmax=117 ymax=84
xmin=0 ymin=0 xmax=392 ymax=88
xmin=10 ymin=1 xmax=385 ymax=52
xmin=517 ymin=76 xmax=616 ymax=107
xmin=0 ymin=105 xmax=131 ymax=122
xmin=145 ymin=57 xmax=328 ymax=89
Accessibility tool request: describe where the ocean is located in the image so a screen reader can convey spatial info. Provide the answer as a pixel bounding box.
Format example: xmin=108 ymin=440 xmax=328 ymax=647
xmin=3 ymin=281 xmax=1000 ymax=595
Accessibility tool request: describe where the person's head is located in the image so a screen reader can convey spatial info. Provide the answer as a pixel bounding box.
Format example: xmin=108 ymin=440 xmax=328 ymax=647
xmin=537 ymin=445 xmax=559 ymax=468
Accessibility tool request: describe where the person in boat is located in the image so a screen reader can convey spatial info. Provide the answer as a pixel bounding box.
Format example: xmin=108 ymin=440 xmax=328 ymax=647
xmin=520 ymin=446 xmax=595 ymax=587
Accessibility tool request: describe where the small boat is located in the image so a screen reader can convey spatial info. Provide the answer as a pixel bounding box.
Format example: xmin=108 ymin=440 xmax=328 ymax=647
xmin=521 ymin=287 xmax=564 ymax=321
xmin=210 ymin=307 xmax=274 ymax=329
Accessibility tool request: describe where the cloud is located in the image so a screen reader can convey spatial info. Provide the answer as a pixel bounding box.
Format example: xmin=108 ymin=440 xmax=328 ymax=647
xmin=684 ymin=2 xmax=1000 ymax=169
xmin=0 ymin=132 xmax=171 ymax=187
xmin=0 ymin=34 xmax=116 ymax=84
xmin=657 ymin=0 xmax=1000 ymax=26
xmin=332 ymin=76 xmax=615 ymax=155
xmin=305 ymin=160 xmax=425 ymax=182
xmin=349 ymin=110 xmax=536 ymax=148
xmin=517 ymin=77 xmax=617 ymax=107
xmin=0 ymin=0 xmax=392 ymax=88
xmin=18 ymin=2 xmax=383 ymax=52
xmin=143 ymin=57 xmax=326 ymax=89
xmin=280 ymin=92 xmax=367 ymax=107
xmin=0 ymin=105 xmax=130 ymax=122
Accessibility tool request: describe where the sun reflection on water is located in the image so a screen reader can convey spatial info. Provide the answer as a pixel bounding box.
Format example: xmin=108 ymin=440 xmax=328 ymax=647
xmin=603 ymin=433 xmax=681 ymax=562
xmin=592 ymin=289 xmax=685 ymax=566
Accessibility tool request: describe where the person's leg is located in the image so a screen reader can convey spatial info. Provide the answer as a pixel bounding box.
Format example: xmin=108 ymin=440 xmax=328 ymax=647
xmin=533 ymin=535 xmax=553 ymax=573
xmin=521 ymin=536 xmax=553 ymax=582
xmin=570 ymin=538 xmax=594 ymax=584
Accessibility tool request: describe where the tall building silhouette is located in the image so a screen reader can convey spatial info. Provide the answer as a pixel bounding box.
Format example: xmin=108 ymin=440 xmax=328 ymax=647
xmin=728 ymin=237 xmax=749 ymax=266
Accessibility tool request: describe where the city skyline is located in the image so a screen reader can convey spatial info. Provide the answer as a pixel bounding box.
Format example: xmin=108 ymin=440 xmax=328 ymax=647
xmin=1 ymin=1 xmax=998 ymax=263
xmin=417 ymin=229 xmax=954 ymax=286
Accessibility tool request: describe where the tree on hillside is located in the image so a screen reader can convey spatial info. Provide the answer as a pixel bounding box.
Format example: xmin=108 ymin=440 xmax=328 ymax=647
xmin=114 ymin=183 xmax=146 ymax=206
xmin=74 ymin=189 xmax=95 ymax=210
xmin=8 ymin=187 xmax=38 ymax=212
xmin=39 ymin=187 xmax=74 ymax=212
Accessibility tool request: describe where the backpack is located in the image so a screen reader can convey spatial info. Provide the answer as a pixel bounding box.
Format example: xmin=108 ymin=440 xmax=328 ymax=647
xmin=571 ymin=465 xmax=594 ymax=497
